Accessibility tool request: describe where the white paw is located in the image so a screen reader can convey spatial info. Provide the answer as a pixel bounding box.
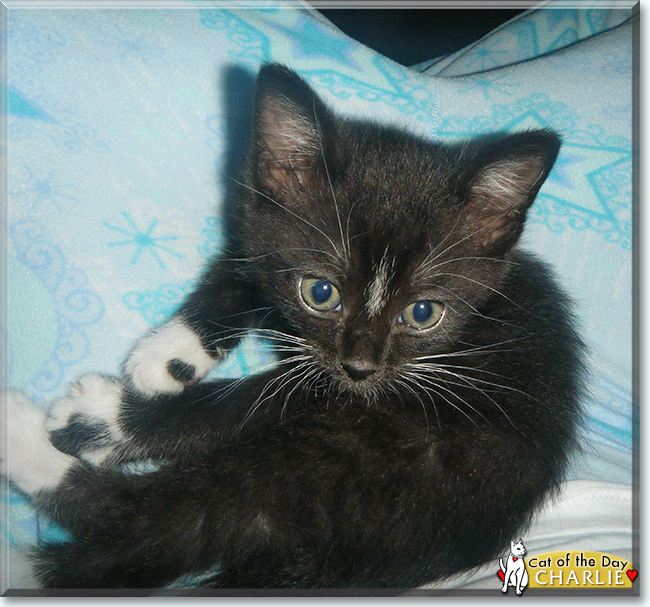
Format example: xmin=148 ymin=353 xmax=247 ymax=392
xmin=124 ymin=317 xmax=217 ymax=397
xmin=46 ymin=373 xmax=123 ymax=434
xmin=3 ymin=391 xmax=77 ymax=495
xmin=46 ymin=374 xmax=124 ymax=465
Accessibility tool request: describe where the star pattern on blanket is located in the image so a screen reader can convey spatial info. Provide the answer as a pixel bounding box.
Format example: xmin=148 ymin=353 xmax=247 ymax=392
xmin=438 ymin=94 xmax=631 ymax=249
xmin=7 ymin=86 xmax=53 ymax=121
xmin=546 ymin=153 xmax=586 ymax=190
xmin=276 ymin=15 xmax=361 ymax=71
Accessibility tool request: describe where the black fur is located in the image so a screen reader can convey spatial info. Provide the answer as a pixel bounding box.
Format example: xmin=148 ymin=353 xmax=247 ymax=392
xmin=166 ymin=359 xmax=197 ymax=384
xmin=49 ymin=415 xmax=112 ymax=459
xmin=28 ymin=64 xmax=584 ymax=591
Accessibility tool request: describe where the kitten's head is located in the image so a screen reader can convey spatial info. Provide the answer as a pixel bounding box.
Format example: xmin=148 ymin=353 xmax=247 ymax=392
xmin=242 ymin=64 xmax=560 ymax=399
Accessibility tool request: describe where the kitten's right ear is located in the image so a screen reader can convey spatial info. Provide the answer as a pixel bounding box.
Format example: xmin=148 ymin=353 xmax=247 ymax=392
xmin=252 ymin=64 xmax=332 ymax=199
xmin=459 ymin=130 xmax=561 ymax=254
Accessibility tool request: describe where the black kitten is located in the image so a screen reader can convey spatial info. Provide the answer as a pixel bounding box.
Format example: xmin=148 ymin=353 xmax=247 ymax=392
xmin=5 ymin=64 xmax=584 ymax=591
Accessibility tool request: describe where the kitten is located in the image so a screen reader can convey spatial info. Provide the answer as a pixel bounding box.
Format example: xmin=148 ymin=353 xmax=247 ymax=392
xmin=4 ymin=64 xmax=584 ymax=590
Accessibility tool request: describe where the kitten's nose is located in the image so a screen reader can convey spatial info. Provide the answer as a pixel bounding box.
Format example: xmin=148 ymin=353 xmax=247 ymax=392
xmin=342 ymin=362 xmax=377 ymax=381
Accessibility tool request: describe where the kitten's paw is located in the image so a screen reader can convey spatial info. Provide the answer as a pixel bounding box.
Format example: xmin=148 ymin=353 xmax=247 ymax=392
xmin=3 ymin=391 xmax=77 ymax=495
xmin=124 ymin=318 xmax=217 ymax=397
xmin=46 ymin=374 xmax=124 ymax=466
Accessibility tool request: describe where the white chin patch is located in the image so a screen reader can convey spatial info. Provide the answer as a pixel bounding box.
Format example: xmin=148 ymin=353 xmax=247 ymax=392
xmin=125 ymin=318 xmax=217 ymax=397
xmin=3 ymin=391 xmax=77 ymax=495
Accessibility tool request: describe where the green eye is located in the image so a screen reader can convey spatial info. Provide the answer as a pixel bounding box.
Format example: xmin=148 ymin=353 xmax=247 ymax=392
xmin=300 ymin=277 xmax=341 ymax=312
xmin=399 ymin=300 xmax=444 ymax=330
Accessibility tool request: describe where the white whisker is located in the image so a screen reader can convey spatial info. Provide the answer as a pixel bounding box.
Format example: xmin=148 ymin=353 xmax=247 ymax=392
xmin=401 ymin=370 xmax=483 ymax=429
xmin=230 ymin=177 xmax=346 ymax=263
xmin=313 ymin=98 xmax=349 ymax=262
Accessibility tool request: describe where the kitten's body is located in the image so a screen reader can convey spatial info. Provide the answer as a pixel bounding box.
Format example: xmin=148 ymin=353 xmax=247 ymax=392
xmin=4 ymin=65 xmax=584 ymax=590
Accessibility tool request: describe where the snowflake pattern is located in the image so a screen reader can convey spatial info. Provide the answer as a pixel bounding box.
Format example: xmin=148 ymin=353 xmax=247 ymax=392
xmin=100 ymin=24 xmax=165 ymax=65
xmin=103 ymin=211 xmax=183 ymax=270
xmin=457 ymin=74 xmax=518 ymax=100
xmin=464 ymin=38 xmax=509 ymax=71
xmin=10 ymin=166 xmax=78 ymax=211
xmin=278 ymin=14 xmax=361 ymax=71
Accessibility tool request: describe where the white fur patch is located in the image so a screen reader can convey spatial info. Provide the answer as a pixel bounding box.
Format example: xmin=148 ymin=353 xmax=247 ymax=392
xmin=473 ymin=159 xmax=541 ymax=211
xmin=79 ymin=446 xmax=116 ymax=467
xmin=125 ymin=317 xmax=217 ymax=397
xmin=46 ymin=373 xmax=124 ymax=435
xmin=366 ymin=251 xmax=394 ymax=317
xmin=45 ymin=374 xmax=125 ymax=465
xmin=3 ymin=391 xmax=77 ymax=495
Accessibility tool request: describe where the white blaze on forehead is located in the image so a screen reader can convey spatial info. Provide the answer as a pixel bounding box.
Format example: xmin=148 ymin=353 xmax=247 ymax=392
xmin=366 ymin=250 xmax=394 ymax=317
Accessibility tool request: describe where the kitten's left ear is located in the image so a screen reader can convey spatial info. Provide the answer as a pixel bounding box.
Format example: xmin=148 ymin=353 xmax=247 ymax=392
xmin=460 ymin=130 xmax=561 ymax=253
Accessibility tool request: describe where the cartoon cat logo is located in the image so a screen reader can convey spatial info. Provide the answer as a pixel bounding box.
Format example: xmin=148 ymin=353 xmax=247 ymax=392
xmin=498 ymin=539 xmax=529 ymax=595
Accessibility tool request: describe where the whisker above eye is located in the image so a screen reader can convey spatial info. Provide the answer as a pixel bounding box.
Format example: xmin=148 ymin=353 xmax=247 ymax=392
xmin=229 ymin=177 xmax=348 ymax=265
xmin=313 ymin=99 xmax=349 ymax=263
xmin=414 ymin=254 xmax=520 ymax=283
xmin=228 ymin=247 xmax=344 ymax=267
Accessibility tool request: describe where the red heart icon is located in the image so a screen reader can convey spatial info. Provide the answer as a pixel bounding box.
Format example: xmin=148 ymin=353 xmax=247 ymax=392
xmin=497 ymin=570 xmax=505 ymax=581
xmin=627 ymin=570 xmax=638 ymax=582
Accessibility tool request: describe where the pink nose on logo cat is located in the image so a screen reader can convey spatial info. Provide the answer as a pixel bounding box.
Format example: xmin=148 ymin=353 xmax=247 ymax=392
xmin=342 ymin=362 xmax=377 ymax=381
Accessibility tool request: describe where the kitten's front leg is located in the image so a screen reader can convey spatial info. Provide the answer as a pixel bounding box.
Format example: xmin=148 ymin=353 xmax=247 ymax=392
xmin=44 ymin=371 xmax=276 ymax=465
xmin=124 ymin=256 xmax=258 ymax=397
xmin=124 ymin=317 xmax=217 ymax=398
xmin=2 ymin=391 xmax=212 ymax=588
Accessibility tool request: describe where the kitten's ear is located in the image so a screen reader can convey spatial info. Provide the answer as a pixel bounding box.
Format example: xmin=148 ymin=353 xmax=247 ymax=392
xmin=460 ymin=130 xmax=561 ymax=253
xmin=252 ymin=64 xmax=332 ymax=198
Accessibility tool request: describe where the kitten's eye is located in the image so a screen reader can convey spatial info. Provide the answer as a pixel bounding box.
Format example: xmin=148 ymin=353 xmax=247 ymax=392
xmin=399 ymin=300 xmax=444 ymax=330
xmin=300 ymin=277 xmax=341 ymax=312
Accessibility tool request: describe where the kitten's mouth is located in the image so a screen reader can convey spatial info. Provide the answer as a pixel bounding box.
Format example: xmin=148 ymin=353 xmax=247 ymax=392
xmin=332 ymin=363 xmax=388 ymax=400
